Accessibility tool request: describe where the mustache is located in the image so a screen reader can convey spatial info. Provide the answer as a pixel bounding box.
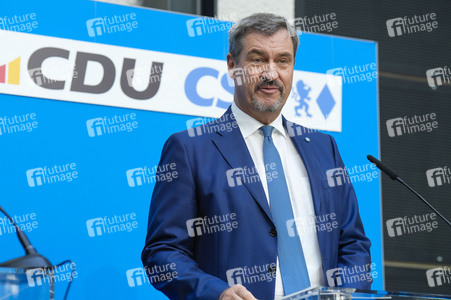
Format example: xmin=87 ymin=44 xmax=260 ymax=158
xmin=255 ymin=79 xmax=283 ymax=93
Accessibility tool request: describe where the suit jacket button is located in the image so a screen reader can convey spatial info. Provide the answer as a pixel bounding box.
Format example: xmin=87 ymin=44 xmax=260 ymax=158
xmin=268 ymin=266 xmax=277 ymax=274
xmin=270 ymin=228 xmax=277 ymax=237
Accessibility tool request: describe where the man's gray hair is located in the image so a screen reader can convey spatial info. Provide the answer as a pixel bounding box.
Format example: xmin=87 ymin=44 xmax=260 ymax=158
xmin=228 ymin=13 xmax=299 ymax=60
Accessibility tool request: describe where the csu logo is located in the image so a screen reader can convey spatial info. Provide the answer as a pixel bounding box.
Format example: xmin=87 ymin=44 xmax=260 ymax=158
xmin=185 ymin=67 xmax=233 ymax=109
xmin=26 ymin=47 xmax=163 ymax=100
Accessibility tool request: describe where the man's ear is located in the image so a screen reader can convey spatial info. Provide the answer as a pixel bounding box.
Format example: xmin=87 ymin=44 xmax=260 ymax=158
xmin=226 ymin=53 xmax=236 ymax=79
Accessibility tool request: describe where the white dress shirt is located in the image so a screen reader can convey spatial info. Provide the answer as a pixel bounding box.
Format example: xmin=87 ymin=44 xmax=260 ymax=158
xmin=231 ymin=102 xmax=325 ymax=299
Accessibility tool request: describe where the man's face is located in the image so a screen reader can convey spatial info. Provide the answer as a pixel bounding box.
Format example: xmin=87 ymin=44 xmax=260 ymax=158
xmin=227 ymin=29 xmax=295 ymax=123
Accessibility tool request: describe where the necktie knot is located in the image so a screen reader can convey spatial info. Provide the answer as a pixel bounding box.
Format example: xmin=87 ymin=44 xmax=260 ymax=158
xmin=260 ymin=125 xmax=274 ymax=138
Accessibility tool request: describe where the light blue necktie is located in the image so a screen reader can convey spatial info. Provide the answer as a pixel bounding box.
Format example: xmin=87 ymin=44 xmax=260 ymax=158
xmin=260 ymin=125 xmax=311 ymax=295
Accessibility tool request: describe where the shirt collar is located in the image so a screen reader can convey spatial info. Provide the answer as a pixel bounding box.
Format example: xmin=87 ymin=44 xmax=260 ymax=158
xmin=231 ymin=102 xmax=286 ymax=140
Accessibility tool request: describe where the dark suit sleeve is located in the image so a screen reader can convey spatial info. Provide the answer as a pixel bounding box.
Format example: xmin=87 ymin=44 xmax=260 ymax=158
xmin=329 ymin=135 xmax=373 ymax=289
xmin=141 ymin=133 xmax=229 ymax=300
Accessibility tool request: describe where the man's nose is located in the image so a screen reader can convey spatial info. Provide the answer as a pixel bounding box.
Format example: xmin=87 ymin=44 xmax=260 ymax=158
xmin=261 ymin=62 xmax=278 ymax=81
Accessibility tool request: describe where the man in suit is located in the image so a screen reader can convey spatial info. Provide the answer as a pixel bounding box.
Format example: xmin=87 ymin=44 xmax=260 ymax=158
xmin=142 ymin=13 xmax=372 ymax=300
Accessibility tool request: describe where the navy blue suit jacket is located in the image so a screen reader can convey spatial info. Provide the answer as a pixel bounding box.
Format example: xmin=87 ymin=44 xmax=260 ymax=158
xmin=142 ymin=107 xmax=371 ymax=300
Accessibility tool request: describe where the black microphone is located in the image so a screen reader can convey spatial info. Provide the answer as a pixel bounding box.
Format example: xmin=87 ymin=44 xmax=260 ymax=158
xmin=367 ymin=155 xmax=451 ymax=229
xmin=0 ymin=206 xmax=52 ymax=268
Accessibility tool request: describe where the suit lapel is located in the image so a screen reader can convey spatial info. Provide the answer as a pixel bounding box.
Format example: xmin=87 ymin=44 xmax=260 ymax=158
xmin=211 ymin=108 xmax=273 ymax=223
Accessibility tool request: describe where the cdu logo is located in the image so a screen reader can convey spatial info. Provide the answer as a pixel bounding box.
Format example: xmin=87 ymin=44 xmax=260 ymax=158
xmin=326 ymin=167 xmax=349 ymax=187
xmin=126 ymin=268 xmax=147 ymax=287
xmin=86 ymin=118 xmax=104 ymax=137
xmin=186 ymin=218 xmax=204 ymax=237
xmin=86 ymin=18 xmax=104 ymax=37
xmin=26 ymin=168 xmax=45 ymax=187
xmin=386 ymin=118 xmax=404 ymax=137
xmin=326 ymin=268 xmax=344 ymax=286
xmin=0 ymin=57 xmax=20 ymax=85
xmin=226 ymin=268 xmax=245 ymax=286
xmin=86 ymin=218 xmax=104 ymax=237
xmin=126 ymin=168 xmax=145 ymax=187
xmin=386 ymin=218 xmax=404 ymax=237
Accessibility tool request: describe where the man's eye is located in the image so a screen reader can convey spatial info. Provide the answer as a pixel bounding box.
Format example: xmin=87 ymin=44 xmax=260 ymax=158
xmin=252 ymin=58 xmax=263 ymax=63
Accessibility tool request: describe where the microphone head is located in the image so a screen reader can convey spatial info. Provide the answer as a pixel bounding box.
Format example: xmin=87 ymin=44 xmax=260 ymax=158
xmin=367 ymin=155 xmax=399 ymax=180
